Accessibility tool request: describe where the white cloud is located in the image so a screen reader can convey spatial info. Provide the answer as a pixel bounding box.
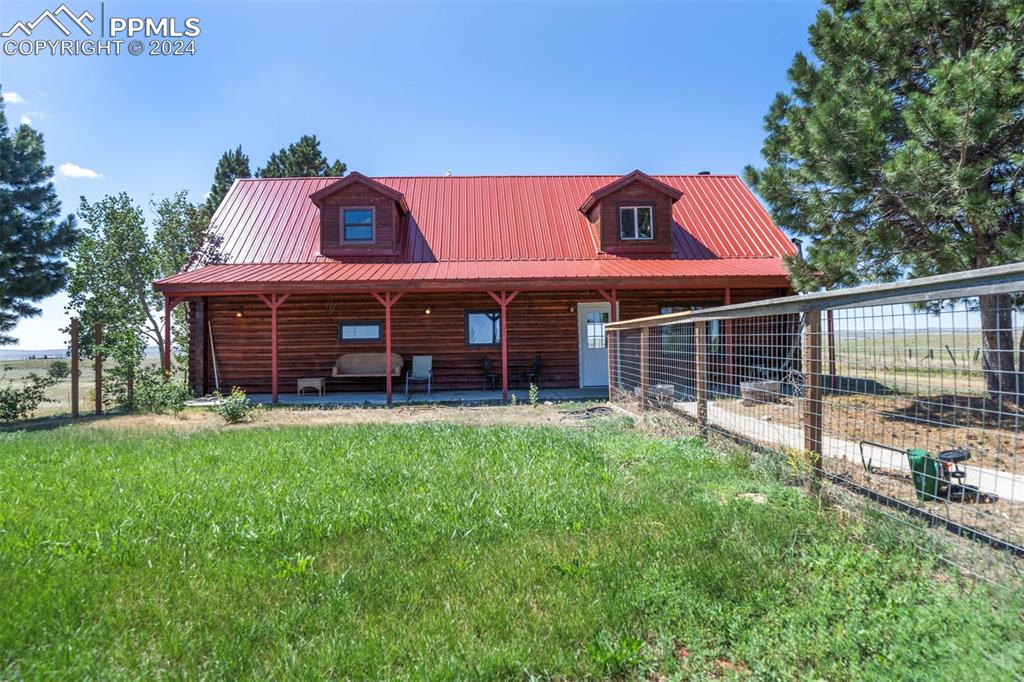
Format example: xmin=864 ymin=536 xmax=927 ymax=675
xmin=2 ymin=91 xmax=26 ymax=104
xmin=19 ymin=114 xmax=32 ymax=125
xmin=57 ymin=162 xmax=101 ymax=179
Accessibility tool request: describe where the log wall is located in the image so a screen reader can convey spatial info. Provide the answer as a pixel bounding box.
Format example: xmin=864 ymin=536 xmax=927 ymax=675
xmin=189 ymin=287 xmax=788 ymax=395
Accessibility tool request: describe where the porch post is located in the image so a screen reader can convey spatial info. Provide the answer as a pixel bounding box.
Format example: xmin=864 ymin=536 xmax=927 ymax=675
xmin=372 ymin=292 xmax=405 ymax=406
xmin=164 ymin=295 xmax=173 ymax=375
xmin=599 ymin=289 xmax=618 ymax=395
xmin=259 ymin=294 xmax=290 ymax=404
xmin=163 ymin=295 xmax=185 ymax=377
xmin=487 ymin=290 xmax=520 ymax=400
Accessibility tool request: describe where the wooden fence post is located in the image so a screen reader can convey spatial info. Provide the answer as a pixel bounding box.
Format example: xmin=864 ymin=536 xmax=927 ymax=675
xmin=639 ymin=327 xmax=650 ymax=408
xmin=695 ymin=320 xmax=708 ymax=437
xmin=94 ymin=324 xmax=102 ymax=416
xmin=70 ymin=318 xmax=79 ymax=419
xmin=803 ymin=310 xmax=823 ymax=490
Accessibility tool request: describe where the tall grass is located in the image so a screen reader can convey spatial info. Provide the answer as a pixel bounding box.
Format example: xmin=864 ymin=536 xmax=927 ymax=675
xmin=0 ymin=421 xmax=1020 ymax=678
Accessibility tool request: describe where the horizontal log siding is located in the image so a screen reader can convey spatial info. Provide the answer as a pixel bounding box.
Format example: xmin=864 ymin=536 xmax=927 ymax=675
xmin=192 ymin=287 xmax=789 ymax=395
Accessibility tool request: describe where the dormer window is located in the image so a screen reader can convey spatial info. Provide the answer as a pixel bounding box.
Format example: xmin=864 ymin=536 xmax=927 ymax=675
xmin=342 ymin=207 xmax=375 ymax=242
xmin=619 ymin=206 xmax=653 ymax=240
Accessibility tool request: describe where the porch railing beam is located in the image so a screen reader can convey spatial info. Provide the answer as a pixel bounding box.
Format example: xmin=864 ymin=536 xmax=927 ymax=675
xmin=487 ymin=290 xmax=519 ymax=400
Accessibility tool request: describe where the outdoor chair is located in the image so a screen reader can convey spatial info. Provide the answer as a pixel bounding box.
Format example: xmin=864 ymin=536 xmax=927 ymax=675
xmin=481 ymin=357 xmax=499 ymax=390
xmin=405 ymin=355 xmax=433 ymax=398
xmin=519 ymin=354 xmax=542 ymax=387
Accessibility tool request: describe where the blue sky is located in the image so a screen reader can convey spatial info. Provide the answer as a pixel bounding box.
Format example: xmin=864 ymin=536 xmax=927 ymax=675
xmin=1 ymin=0 xmax=819 ymax=349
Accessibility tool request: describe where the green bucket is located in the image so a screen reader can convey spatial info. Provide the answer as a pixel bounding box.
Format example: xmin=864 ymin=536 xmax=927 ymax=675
xmin=907 ymin=448 xmax=942 ymax=501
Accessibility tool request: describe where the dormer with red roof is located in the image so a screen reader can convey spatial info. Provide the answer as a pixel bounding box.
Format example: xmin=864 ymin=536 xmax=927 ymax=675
xmin=310 ymin=172 xmax=410 ymax=258
xmin=579 ymin=170 xmax=683 ymax=257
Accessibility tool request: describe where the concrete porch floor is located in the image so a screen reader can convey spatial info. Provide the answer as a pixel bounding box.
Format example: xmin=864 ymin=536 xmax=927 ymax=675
xmin=248 ymin=386 xmax=609 ymax=407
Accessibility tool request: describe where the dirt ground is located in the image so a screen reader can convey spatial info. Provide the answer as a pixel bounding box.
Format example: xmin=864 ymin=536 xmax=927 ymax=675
xmin=6 ymin=401 xmax=620 ymax=435
xmin=715 ymin=392 xmax=1024 ymax=474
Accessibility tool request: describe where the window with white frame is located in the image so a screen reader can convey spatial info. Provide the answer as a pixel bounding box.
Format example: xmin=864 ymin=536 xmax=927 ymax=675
xmin=338 ymin=321 xmax=382 ymax=341
xmin=342 ymin=207 xmax=374 ymax=242
xmin=619 ymin=205 xmax=654 ymax=240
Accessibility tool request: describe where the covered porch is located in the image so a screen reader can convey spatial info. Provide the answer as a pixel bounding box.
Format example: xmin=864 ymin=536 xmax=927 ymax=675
xmin=157 ymin=277 xmax=791 ymax=408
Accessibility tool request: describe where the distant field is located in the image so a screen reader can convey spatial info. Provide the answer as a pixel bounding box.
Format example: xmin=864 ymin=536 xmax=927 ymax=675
xmin=1 ymin=357 xmax=161 ymax=418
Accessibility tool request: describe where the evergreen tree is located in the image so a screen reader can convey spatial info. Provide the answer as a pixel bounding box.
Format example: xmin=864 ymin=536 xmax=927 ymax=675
xmin=0 ymin=84 xmax=77 ymax=344
xmin=257 ymin=134 xmax=345 ymax=178
xmin=204 ymin=145 xmax=250 ymax=217
xmin=745 ymin=0 xmax=1024 ymax=399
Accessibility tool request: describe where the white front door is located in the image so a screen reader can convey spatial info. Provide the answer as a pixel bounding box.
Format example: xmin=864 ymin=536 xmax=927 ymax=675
xmin=578 ymin=302 xmax=611 ymax=387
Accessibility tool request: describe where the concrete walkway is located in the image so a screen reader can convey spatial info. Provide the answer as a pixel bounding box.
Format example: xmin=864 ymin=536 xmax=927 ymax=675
xmin=672 ymin=400 xmax=1024 ymax=503
xmin=242 ymin=386 xmax=608 ymax=407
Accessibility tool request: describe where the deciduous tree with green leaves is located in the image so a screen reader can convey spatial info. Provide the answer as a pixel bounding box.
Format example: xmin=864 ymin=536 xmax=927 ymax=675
xmin=66 ymin=191 xmax=221 ymax=407
xmin=257 ymin=134 xmax=345 ymax=178
xmin=0 ymin=84 xmax=76 ymax=345
xmin=745 ymin=0 xmax=1024 ymax=399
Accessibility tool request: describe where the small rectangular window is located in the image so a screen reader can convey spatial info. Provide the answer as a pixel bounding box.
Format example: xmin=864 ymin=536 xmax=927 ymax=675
xmin=619 ymin=206 xmax=653 ymax=240
xmin=466 ymin=311 xmax=501 ymax=346
xmin=338 ymin=321 xmax=382 ymax=341
xmin=342 ymin=207 xmax=374 ymax=242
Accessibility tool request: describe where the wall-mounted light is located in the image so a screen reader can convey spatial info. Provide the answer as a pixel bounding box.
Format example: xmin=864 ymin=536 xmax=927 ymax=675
xmin=235 ymin=307 xmax=244 ymax=318
xmin=568 ymin=304 xmax=576 ymax=313
xmin=424 ymin=306 xmax=432 ymax=316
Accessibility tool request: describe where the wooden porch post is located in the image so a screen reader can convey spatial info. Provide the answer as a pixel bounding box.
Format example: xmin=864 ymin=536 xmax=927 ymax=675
xmin=487 ymin=290 xmax=519 ymax=400
xmin=259 ymin=294 xmax=290 ymax=404
xmin=599 ymin=289 xmax=618 ymax=397
xmin=70 ymin=318 xmax=79 ymax=419
xmin=372 ymin=292 xmax=404 ymax=406
xmin=162 ymin=295 xmax=185 ymax=376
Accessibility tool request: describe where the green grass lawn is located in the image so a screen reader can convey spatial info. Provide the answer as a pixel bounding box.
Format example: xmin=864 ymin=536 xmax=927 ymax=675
xmin=1 ymin=420 xmax=1021 ymax=679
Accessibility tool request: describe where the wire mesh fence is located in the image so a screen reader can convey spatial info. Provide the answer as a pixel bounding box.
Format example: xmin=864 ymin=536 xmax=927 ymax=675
xmin=607 ymin=264 xmax=1024 ymax=582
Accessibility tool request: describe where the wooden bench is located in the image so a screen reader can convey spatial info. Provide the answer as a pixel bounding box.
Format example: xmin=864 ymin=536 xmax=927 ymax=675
xmin=332 ymin=352 xmax=404 ymax=379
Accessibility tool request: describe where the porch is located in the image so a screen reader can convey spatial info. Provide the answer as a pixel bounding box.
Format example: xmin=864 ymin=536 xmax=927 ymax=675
xmin=243 ymin=386 xmax=609 ymax=407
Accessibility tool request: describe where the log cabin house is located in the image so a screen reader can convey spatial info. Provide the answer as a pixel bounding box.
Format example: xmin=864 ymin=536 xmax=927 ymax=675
xmin=153 ymin=170 xmax=795 ymax=404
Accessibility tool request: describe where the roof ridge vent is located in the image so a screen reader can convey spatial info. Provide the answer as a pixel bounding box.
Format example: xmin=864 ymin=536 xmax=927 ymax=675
xmin=698 ymin=170 xmax=711 ymax=175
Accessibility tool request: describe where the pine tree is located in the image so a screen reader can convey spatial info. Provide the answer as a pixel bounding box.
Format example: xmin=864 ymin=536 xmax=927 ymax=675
xmin=0 ymin=85 xmax=77 ymax=345
xmin=745 ymin=0 xmax=1024 ymax=399
xmin=257 ymin=135 xmax=346 ymax=178
xmin=204 ymin=145 xmax=250 ymax=217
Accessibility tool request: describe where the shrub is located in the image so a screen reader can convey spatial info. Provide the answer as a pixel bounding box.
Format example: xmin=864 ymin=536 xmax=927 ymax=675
xmin=0 ymin=361 xmax=70 ymax=422
xmin=133 ymin=367 xmax=191 ymax=414
xmin=528 ymin=382 xmax=540 ymax=407
xmin=213 ymin=387 xmax=261 ymax=424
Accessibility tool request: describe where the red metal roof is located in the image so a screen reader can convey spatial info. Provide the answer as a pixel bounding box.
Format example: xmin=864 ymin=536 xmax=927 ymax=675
xmin=157 ymin=174 xmax=794 ymax=292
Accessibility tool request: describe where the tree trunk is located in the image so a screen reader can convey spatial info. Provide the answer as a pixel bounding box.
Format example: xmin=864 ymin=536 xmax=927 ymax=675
xmin=978 ymin=292 xmax=1017 ymax=403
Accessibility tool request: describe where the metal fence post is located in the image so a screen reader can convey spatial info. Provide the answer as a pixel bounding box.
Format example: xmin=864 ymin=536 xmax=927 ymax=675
xmin=639 ymin=327 xmax=650 ymax=408
xmin=695 ymin=320 xmax=708 ymax=436
xmin=803 ymin=310 xmax=823 ymax=490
